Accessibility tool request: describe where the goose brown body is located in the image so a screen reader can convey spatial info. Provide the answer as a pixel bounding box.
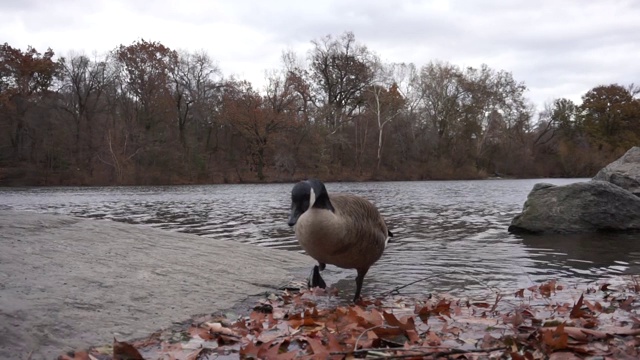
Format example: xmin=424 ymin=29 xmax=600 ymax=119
xmin=287 ymin=179 xmax=392 ymax=301
xmin=294 ymin=194 xmax=388 ymax=271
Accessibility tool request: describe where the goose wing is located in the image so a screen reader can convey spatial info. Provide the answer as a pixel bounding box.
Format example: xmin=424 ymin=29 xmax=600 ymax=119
xmin=331 ymin=194 xmax=390 ymax=245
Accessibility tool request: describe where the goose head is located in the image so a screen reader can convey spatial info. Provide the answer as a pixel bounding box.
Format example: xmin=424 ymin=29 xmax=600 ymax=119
xmin=287 ymin=179 xmax=334 ymax=227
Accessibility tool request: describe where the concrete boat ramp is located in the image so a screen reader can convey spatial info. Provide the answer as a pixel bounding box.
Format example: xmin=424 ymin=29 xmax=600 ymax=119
xmin=0 ymin=210 xmax=310 ymax=359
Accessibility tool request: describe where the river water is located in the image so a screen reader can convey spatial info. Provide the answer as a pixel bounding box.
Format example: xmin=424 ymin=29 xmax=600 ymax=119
xmin=1 ymin=179 xmax=638 ymax=299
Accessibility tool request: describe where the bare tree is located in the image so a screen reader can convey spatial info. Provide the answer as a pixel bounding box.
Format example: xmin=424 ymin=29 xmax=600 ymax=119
xmin=308 ymin=32 xmax=376 ymax=134
xmin=169 ymin=50 xmax=222 ymax=151
xmin=57 ymin=52 xmax=114 ymax=174
xmin=366 ymin=62 xmax=412 ymax=170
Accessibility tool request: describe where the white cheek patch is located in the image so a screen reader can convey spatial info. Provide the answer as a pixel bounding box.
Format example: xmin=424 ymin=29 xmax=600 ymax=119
xmin=309 ymin=188 xmax=316 ymax=208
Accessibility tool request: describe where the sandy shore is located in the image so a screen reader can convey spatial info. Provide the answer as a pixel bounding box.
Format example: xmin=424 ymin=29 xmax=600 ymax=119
xmin=0 ymin=210 xmax=309 ymax=359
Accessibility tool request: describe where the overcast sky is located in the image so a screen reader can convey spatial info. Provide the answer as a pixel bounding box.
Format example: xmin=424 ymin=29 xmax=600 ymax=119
xmin=3 ymin=0 xmax=639 ymax=111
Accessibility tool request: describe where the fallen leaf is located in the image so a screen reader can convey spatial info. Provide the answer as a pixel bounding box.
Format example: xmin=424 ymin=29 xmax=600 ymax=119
xmin=548 ymin=351 xmax=582 ymax=360
xmin=423 ymin=330 xmax=442 ymax=346
xmin=405 ymin=329 xmax=420 ymax=344
xmin=305 ymin=336 xmax=330 ymax=357
xmin=188 ymin=326 xmax=215 ymax=341
xmin=113 ymin=338 xmax=144 ymax=360
xmin=239 ymin=340 xmax=261 ymax=358
xmin=472 ymin=302 xmax=491 ymax=308
xmin=351 ymin=307 xmax=383 ymax=327
xmin=480 ymin=333 xmax=502 ymax=350
xmin=539 ymin=280 xmax=557 ymax=297
xmin=58 ymin=352 xmax=90 ymax=360
xmin=541 ymin=323 xmax=568 ymax=350
xmin=620 ymin=296 xmax=635 ymax=311
xmin=415 ymin=299 xmax=451 ymax=321
xmin=503 ymin=311 xmax=525 ymax=327
xmin=258 ymin=339 xmax=284 ymax=359
xmin=382 ymin=311 xmax=416 ymax=331
xmin=204 ymin=322 xmax=240 ymax=338
xmin=257 ymin=329 xmax=285 ymax=343
xmin=287 ymin=312 xmax=323 ymax=329
xmin=570 ymin=294 xmax=587 ymax=319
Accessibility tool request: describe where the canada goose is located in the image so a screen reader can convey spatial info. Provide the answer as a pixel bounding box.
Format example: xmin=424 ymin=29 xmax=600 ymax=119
xmin=287 ymin=179 xmax=393 ymax=302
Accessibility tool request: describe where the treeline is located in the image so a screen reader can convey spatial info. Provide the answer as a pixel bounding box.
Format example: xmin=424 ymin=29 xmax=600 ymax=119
xmin=1 ymin=32 xmax=639 ymax=185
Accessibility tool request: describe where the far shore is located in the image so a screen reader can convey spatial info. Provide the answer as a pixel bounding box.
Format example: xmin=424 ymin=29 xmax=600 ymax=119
xmin=0 ymin=174 xmax=588 ymax=188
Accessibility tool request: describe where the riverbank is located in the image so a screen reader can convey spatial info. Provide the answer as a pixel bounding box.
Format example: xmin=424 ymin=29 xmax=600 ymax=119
xmin=0 ymin=165 xmax=520 ymax=187
xmin=0 ymin=210 xmax=310 ymax=359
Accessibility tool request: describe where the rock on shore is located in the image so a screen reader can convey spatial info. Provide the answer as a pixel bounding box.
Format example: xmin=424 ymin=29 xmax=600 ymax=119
xmin=508 ymin=181 xmax=640 ymax=234
xmin=593 ymin=146 xmax=640 ymax=196
xmin=509 ymin=147 xmax=640 ymax=234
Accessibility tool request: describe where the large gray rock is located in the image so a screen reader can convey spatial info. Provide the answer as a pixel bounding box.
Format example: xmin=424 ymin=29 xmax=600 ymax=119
xmin=593 ymin=146 xmax=640 ymax=196
xmin=0 ymin=210 xmax=309 ymax=359
xmin=508 ymin=181 xmax=640 ymax=234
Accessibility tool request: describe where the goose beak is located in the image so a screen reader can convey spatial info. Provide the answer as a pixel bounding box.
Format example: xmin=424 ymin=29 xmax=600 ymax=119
xmin=288 ymin=208 xmax=301 ymax=227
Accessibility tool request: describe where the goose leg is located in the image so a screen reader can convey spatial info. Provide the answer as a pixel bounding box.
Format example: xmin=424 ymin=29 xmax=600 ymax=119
xmin=307 ymin=265 xmax=327 ymax=289
xmin=354 ymin=268 xmax=369 ymax=302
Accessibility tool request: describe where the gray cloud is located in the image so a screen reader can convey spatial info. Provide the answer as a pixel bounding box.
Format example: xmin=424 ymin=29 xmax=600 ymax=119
xmin=2 ymin=0 xmax=639 ymax=109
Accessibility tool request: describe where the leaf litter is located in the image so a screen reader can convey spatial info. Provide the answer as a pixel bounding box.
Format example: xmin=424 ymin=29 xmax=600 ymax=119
xmin=58 ymin=276 xmax=640 ymax=359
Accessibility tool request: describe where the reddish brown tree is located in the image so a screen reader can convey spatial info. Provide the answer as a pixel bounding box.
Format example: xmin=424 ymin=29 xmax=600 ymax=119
xmin=581 ymin=84 xmax=640 ymax=151
xmin=0 ymin=43 xmax=59 ymax=164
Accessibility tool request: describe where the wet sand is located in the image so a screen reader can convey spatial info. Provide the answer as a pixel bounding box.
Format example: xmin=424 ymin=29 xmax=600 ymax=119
xmin=0 ymin=210 xmax=309 ymax=359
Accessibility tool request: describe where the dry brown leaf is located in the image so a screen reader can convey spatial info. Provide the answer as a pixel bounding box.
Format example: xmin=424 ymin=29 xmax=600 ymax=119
xmin=503 ymin=311 xmax=525 ymax=327
xmin=548 ymin=351 xmax=583 ymax=360
xmin=539 ymin=280 xmax=557 ymax=297
xmin=541 ymin=323 xmax=569 ymax=350
xmin=405 ymin=329 xmax=420 ymax=344
xmin=257 ymin=329 xmax=285 ymax=343
xmin=185 ymin=348 xmax=210 ymax=360
xmin=570 ymin=294 xmax=587 ymax=319
xmin=58 ymin=352 xmax=91 ymax=360
xmin=543 ymin=325 xmax=640 ymax=341
xmin=287 ymin=313 xmax=323 ymax=329
xmin=415 ymin=299 xmax=451 ymax=321
xmin=472 ymin=302 xmax=491 ymax=308
xmin=204 ymin=322 xmax=240 ymax=337
xmin=305 ymin=336 xmax=329 ymax=357
xmin=350 ymin=306 xmax=383 ymax=327
xmin=113 ymin=338 xmax=144 ymax=360
xmin=423 ymin=330 xmax=442 ymax=346
xmin=326 ymin=332 xmax=343 ymax=352
xmin=239 ymin=340 xmax=261 ymax=358
xmin=621 ymin=296 xmax=635 ymax=311
xmin=188 ymin=326 xmax=215 ymax=341
xmin=382 ymin=311 xmax=416 ymax=331
xmin=258 ymin=339 xmax=284 ymax=359
xmin=273 ymin=350 xmax=299 ymax=360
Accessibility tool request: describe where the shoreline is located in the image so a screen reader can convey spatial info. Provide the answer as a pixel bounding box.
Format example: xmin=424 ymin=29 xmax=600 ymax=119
xmin=0 ymin=210 xmax=310 ymax=359
xmin=0 ymin=175 xmax=588 ymax=189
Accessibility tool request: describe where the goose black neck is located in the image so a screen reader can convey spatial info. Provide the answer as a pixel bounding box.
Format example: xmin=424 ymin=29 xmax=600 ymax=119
xmin=306 ymin=179 xmax=335 ymax=212
xmin=312 ymin=192 xmax=334 ymax=212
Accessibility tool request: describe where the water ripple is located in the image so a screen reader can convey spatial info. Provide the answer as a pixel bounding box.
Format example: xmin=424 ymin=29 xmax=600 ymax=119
xmin=2 ymin=179 xmax=639 ymax=298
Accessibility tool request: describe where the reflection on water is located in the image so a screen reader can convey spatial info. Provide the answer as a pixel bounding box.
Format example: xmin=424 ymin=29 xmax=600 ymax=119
xmin=2 ymin=178 xmax=638 ymax=299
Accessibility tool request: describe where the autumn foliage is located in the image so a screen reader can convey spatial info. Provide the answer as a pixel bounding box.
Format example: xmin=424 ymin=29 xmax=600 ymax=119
xmin=1 ymin=33 xmax=640 ymax=186
xmin=59 ymin=277 xmax=640 ymax=359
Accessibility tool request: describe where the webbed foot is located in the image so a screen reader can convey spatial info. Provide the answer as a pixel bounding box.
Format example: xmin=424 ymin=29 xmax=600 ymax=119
xmin=307 ymin=265 xmax=327 ymax=289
